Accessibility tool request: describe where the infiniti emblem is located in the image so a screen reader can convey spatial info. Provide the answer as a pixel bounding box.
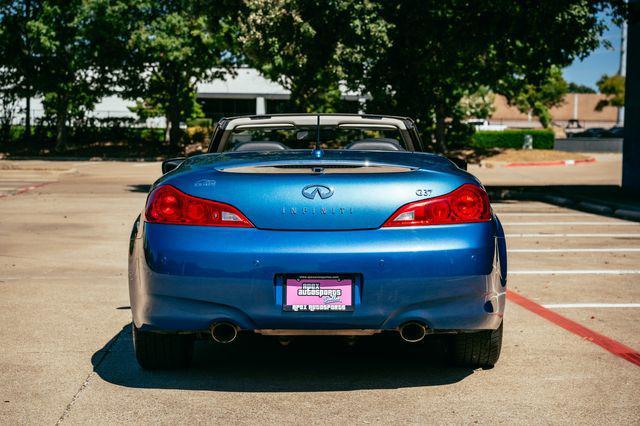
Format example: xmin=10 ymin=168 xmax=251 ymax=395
xmin=302 ymin=184 xmax=334 ymax=200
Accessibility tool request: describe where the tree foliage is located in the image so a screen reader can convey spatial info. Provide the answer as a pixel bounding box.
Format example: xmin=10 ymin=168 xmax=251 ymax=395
xmin=595 ymin=74 xmax=625 ymax=110
xmin=457 ymin=87 xmax=496 ymax=121
xmin=0 ymin=0 xmax=124 ymax=150
xmin=239 ymin=0 xmax=390 ymax=112
xmin=568 ymin=82 xmax=597 ymax=94
xmin=506 ymin=66 xmax=568 ymax=128
xmin=0 ymin=0 xmax=46 ymax=142
xmin=0 ymin=0 xmax=240 ymax=149
xmin=358 ymin=0 xmax=624 ymax=151
xmin=0 ymin=0 xmax=627 ymax=153
xmin=113 ymin=0 xmax=240 ymax=147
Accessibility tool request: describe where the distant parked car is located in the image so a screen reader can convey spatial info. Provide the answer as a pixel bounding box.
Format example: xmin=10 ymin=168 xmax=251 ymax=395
xmin=569 ymin=127 xmax=613 ymax=138
xmin=609 ymin=126 xmax=624 ymax=138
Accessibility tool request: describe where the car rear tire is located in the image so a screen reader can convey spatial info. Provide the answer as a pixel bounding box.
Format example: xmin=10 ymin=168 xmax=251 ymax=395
xmin=450 ymin=322 xmax=503 ymax=368
xmin=132 ymin=324 xmax=194 ymax=370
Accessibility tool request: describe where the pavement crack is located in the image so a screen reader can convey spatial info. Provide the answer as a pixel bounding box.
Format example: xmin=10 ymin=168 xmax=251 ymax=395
xmin=55 ymin=327 xmax=125 ymax=425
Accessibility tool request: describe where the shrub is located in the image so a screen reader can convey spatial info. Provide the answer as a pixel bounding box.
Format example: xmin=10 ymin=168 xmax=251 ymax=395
xmin=186 ymin=118 xmax=213 ymax=127
xmin=0 ymin=124 xmax=166 ymax=157
xmin=186 ymin=126 xmax=213 ymax=144
xmin=471 ymin=129 xmax=554 ymax=149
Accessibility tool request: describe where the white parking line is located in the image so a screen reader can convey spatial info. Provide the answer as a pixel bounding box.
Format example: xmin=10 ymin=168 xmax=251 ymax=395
xmin=506 ymin=233 xmax=640 ymax=238
xmin=509 ymin=248 xmax=640 ymax=253
xmin=510 ymin=270 xmax=640 ymax=275
xmin=542 ymin=303 xmax=640 ymax=308
xmin=503 ymin=222 xmax=637 ymax=226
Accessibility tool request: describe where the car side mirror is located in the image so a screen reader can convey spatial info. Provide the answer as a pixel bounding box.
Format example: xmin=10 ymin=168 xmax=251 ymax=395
xmin=448 ymin=157 xmax=467 ymax=171
xmin=162 ymin=157 xmax=186 ymax=174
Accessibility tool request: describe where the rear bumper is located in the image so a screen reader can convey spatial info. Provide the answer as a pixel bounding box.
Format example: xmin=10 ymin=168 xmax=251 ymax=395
xmin=129 ymin=220 xmax=507 ymax=333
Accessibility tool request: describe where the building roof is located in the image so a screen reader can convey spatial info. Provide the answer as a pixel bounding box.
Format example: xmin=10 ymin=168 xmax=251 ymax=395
xmin=197 ymin=68 xmax=290 ymax=99
xmin=196 ymin=67 xmax=363 ymax=101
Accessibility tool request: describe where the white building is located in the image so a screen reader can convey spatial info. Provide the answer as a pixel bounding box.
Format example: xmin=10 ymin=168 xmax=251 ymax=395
xmin=8 ymin=68 xmax=363 ymax=127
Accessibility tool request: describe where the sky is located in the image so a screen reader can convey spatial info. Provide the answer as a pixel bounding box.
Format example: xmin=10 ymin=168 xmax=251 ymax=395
xmin=562 ymin=15 xmax=623 ymax=90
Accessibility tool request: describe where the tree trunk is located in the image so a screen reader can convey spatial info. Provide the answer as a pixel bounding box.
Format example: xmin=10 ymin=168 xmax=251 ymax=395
xmin=24 ymin=95 xmax=31 ymax=143
xmin=54 ymin=96 xmax=68 ymax=152
xmin=434 ymin=105 xmax=448 ymax=153
xmin=164 ymin=119 xmax=171 ymax=144
xmin=166 ymin=106 xmax=182 ymax=150
xmin=169 ymin=117 xmax=181 ymax=148
xmin=23 ymin=0 xmax=32 ymax=144
xmin=55 ymin=113 xmax=68 ymax=152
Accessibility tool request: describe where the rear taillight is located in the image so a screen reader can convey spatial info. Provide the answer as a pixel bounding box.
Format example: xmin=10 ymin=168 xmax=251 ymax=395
xmin=382 ymin=184 xmax=491 ymax=227
xmin=145 ymin=185 xmax=254 ymax=227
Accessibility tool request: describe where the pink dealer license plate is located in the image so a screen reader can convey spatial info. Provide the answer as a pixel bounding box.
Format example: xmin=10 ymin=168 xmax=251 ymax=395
xmin=283 ymin=275 xmax=354 ymax=312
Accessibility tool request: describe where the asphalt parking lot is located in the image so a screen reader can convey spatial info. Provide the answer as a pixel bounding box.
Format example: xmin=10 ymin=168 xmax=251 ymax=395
xmin=1 ymin=160 xmax=639 ymax=424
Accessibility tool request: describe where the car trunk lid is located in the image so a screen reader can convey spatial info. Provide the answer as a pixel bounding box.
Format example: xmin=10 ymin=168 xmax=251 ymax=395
xmin=164 ymin=151 xmax=474 ymax=231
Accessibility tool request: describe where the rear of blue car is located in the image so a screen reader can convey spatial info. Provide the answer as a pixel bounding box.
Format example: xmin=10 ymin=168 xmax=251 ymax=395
xmin=128 ymin=117 xmax=507 ymax=370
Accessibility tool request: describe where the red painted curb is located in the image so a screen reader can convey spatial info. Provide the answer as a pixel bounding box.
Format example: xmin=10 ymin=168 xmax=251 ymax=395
xmin=507 ymin=290 xmax=640 ymax=367
xmin=506 ymin=157 xmax=596 ymax=167
xmin=0 ymin=182 xmax=50 ymax=199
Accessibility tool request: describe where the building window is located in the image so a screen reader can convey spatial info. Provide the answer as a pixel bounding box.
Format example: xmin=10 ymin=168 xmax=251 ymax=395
xmin=197 ymin=98 xmax=256 ymax=121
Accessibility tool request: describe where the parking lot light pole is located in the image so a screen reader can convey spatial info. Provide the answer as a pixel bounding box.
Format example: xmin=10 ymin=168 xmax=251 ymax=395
xmin=622 ymin=0 xmax=640 ymax=193
xmin=618 ymin=19 xmax=627 ymax=125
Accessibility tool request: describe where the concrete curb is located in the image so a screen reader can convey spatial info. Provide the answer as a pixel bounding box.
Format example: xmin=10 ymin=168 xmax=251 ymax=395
xmin=505 ymin=158 xmax=596 ymax=167
xmin=538 ymin=195 xmax=574 ymax=206
xmin=615 ymin=209 xmax=640 ymax=221
xmin=0 ymin=182 xmax=50 ymax=199
xmin=577 ymin=201 xmax=614 ymax=215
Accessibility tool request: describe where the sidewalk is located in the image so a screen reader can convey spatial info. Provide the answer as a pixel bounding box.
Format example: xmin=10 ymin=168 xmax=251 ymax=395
xmin=469 ymin=153 xmax=622 ymax=187
xmin=469 ymin=153 xmax=640 ymax=221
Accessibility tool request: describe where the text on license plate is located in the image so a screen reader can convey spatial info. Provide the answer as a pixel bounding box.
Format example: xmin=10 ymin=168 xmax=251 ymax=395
xmin=283 ymin=275 xmax=353 ymax=312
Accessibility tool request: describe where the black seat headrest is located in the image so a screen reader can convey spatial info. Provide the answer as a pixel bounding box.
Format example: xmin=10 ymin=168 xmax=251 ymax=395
xmin=232 ymin=141 xmax=289 ymax=152
xmin=345 ymin=138 xmax=405 ymax=151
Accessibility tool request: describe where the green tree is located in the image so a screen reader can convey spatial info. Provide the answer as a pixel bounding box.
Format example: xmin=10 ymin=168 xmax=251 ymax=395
xmin=595 ymin=74 xmax=625 ymax=110
xmin=506 ymin=66 xmax=569 ymax=128
xmin=115 ymin=0 xmax=240 ymax=148
xmin=0 ymin=0 xmax=120 ymax=150
xmin=39 ymin=1 xmax=120 ymax=151
xmin=358 ymin=0 xmax=624 ymax=151
xmin=568 ymin=82 xmax=597 ymax=93
xmin=0 ymin=68 xmax=20 ymax=142
xmin=239 ymin=0 xmax=390 ymax=112
xmin=457 ymin=86 xmax=496 ymax=121
xmin=0 ymin=0 xmax=44 ymax=143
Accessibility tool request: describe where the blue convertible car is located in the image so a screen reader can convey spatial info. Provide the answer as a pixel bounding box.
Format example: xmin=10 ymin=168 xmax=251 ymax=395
xmin=128 ymin=114 xmax=507 ymax=369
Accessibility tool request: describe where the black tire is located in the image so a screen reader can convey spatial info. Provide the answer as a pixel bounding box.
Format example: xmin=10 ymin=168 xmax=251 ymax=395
xmin=450 ymin=322 xmax=503 ymax=368
xmin=132 ymin=324 xmax=194 ymax=370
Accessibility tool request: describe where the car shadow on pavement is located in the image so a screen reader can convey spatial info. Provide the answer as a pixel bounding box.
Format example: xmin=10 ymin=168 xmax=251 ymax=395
xmin=128 ymin=184 xmax=151 ymax=193
xmin=92 ymin=324 xmax=475 ymax=392
xmin=487 ymin=185 xmax=640 ymax=221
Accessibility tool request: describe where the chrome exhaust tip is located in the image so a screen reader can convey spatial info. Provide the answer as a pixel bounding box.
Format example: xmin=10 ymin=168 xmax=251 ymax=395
xmin=210 ymin=322 xmax=238 ymax=344
xmin=399 ymin=322 xmax=427 ymax=343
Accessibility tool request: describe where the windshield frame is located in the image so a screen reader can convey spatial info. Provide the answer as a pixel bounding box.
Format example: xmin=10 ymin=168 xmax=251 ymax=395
xmin=224 ymin=125 xmax=406 ymax=152
xmin=208 ymin=114 xmax=424 ymax=153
